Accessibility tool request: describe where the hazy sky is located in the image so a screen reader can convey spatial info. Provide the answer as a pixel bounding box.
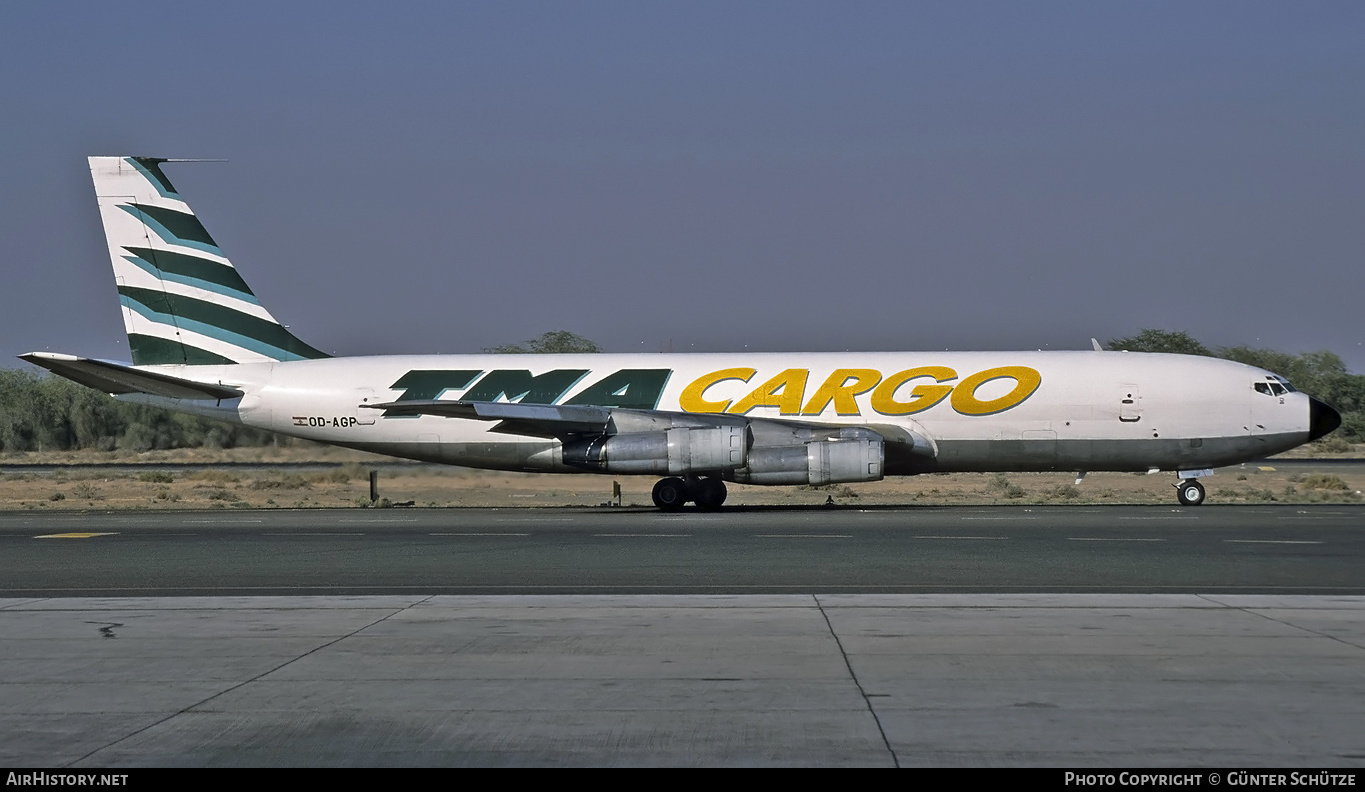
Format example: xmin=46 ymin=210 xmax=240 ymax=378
xmin=3 ymin=2 xmax=1363 ymax=372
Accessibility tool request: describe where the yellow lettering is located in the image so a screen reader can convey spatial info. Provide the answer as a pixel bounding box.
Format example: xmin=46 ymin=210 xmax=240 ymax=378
xmin=678 ymin=368 xmax=757 ymax=413
xmin=801 ymin=369 xmax=881 ymax=416
xmin=871 ymin=366 xmax=957 ymax=415
xmin=950 ymin=366 xmax=1042 ymax=415
xmin=728 ymin=369 xmax=810 ymax=415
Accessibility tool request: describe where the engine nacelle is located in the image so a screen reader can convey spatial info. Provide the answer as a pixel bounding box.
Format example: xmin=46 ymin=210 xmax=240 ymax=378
xmin=563 ymin=425 xmax=748 ymax=475
xmin=729 ymin=429 xmax=885 ymax=485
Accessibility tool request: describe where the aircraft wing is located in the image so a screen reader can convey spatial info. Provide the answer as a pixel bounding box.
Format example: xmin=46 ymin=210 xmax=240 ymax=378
xmin=369 ymin=399 xmax=615 ymax=436
xmin=365 ymin=399 xmax=749 ymax=438
xmin=363 ymin=399 xmax=936 ymax=458
xmin=19 ymin=352 xmax=244 ymax=401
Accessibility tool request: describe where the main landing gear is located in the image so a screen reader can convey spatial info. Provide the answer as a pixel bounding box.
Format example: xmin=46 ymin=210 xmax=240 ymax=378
xmin=651 ymin=475 xmax=728 ymax=511
xmin=1175 ymin=479 xmax=1206 ymax=507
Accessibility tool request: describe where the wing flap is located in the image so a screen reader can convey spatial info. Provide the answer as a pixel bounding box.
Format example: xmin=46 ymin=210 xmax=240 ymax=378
xmin=20 ymin=352 xmax=244 ymax=401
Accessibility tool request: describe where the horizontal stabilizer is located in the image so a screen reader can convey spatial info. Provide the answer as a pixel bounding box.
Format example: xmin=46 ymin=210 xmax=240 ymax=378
xmin=20 ymin=353 xmax=244 ymax=401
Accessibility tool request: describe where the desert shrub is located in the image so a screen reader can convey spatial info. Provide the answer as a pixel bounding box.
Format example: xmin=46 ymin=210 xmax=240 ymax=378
xmin=983 ymin=473 xmax=1025 ymax=499
xmin=1048 ymin=484 xmax=1081 ymax=500
xmin=71 ymin=483 xmax=100 ymax=500
xmin=1300 ymin=473 xmax=1349 ymax=491
xmin=984 ymin=473 xmax=1011 ymax=492
xmin=310 ymin=467 xmax=357 ymax=484
xmin=250 ymin=473 xmax=311 ymax=490
xmin=1313 ymin=436 xmax=1352 ymax=453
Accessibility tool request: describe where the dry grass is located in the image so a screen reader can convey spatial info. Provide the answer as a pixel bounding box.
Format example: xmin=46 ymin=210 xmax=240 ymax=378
xmin=0 ymin=456 xmax=1360 ymax=510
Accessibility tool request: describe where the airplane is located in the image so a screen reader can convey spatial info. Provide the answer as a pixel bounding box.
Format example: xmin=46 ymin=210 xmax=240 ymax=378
xmin=21 ymin=156 xmax=1342 ymax=510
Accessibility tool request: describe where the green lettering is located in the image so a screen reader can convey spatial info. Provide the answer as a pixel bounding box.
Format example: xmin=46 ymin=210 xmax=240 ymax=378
xmin=462 ymin=369 xmax=588 ymax=404
xmin=565 ymin=369 xmax=672 ymax=410
xmin=385 ymin=370 xmax=482 ymax=417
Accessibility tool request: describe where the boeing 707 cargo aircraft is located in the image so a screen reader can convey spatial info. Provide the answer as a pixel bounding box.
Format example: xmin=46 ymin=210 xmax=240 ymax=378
xmin=22 ymin=157 xmax=1342 ymax=509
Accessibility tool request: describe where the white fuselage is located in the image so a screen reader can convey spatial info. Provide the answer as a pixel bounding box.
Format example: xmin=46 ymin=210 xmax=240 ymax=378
xmin=128 ymin=349 xmax=1315 ymax=477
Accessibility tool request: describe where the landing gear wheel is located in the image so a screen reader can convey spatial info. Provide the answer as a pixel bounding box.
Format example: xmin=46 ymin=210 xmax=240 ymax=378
xmin=1176 ymin=479 xmax=1206 ymax=507
xmin=692 ymin=478 xmax=728 ymax=510
xmin=652 ymin=477 xmax=689 ymax=511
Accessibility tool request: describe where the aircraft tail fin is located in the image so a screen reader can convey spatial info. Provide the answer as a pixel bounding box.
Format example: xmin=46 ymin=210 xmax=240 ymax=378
xmin=88 ymin=156 xmax=329 ymax=365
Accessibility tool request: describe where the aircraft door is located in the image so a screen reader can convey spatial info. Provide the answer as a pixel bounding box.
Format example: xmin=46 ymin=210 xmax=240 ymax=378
xmin=1119 ymin=385 xmax=1141 ymax=423
xmin=353 ymin=387 xmax=378 ymax=425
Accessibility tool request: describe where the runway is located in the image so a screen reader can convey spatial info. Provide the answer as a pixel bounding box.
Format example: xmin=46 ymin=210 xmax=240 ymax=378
xmin=2 ymin=505 xmax=1363 ymax=595
xmin=4 ymin=506 xmax=1363 ymax=767
xmin=3 ymin=594 xmax=1363 ymax=767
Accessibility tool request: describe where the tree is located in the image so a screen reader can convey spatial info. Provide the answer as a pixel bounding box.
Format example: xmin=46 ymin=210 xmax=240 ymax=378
xmin=0 ymin=368 xmax=280 ymax=453
xmin=1221 ymin=347 xmax=1365 ymax=419
xmin=1106 ymin=329 xmax=1365 ymax=443
xmin=1105 ymin=329 xmax=1211 ymax=356
xmin=483 ymin=330 xmax=602 ymax=354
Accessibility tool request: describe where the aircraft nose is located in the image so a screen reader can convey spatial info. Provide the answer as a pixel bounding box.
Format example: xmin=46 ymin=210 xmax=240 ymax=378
xmin=1308 ymin=398 xmax=1342 ymax=442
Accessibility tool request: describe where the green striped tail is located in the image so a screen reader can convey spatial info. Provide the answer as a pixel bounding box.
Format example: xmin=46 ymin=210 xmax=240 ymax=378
xmin=89 ymin=156 xmax=329 ymax=365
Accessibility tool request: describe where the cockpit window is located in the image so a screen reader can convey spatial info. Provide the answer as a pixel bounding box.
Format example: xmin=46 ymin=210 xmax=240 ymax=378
xmin=1255 ymin=376 xmax=1293 ymax=397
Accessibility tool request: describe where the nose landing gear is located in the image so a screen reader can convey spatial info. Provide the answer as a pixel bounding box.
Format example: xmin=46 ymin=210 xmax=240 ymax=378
xmin=650 ymin=475 xmax=728 ymax=511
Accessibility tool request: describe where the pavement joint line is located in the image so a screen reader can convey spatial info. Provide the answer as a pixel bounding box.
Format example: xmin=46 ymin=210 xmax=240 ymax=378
xmin=1067 ymin=537 xmax=1167 ymax=541
xmin=594 ymin=533 xmax=692 ymax=537
xmin=813 ymin=594 xmax=899 ymax=768
xmin=913 ymin=535 xmax=1009 ymax=540
xmin=753 ymin=534 xmax=852 ymax=538
xmin=1224 ymin=540 xmax=1324 ymax=544
xmin=1196 ymin=594 xmax=1365 ymax=653
xmin=62 ymin=594 xmax=437 ymax=768
xmin=430 ymin=532 xmax=531 ymax=536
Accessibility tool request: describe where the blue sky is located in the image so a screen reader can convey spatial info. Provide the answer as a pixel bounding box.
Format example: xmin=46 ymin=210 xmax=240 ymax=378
xmin=3 ymin=2 xmax=1363 ymax=370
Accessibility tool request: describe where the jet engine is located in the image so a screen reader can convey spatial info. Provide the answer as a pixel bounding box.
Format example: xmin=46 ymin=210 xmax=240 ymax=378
xmin=563 ymin=425 xmax=748 ymax=475
xmin=728 ymin=428 xmax=885 ymax=485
